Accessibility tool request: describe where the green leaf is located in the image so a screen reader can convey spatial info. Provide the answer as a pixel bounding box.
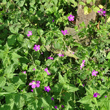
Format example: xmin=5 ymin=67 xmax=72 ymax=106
xmin=17 ymin=34 xmax=24 ymax=42
xmin=107 ymin=59 xmax=110 ymax=68
xmin=16 ymin=0 xmax=25 ymax=7
xmin=41 ymin=98 xmax=49 ymax=107
xmin=93 ymin=6 xmax=100 ymax=12
xmin=107 ymin=52 xmax=110 ymax=59
xmin=79 ymin=2 xmax=86 ymax=6
xmin=19 ymin=72 xmax=27 ymax=83
xmin=14 ymin=94 xmax=25 ymax=108
xmin=63 ymin=84 xmax=79 ymax=92
xmin=35 ymin=60 xmax=41 ymax=66
xmin=58 ymin=72 xmax=66 ymax=84
xmin=78 ymin=96 xmax=91 ymax=104
xmin=37 ymin=29 xmax=44 ymax=35
xmin=22 ymin=63 xmax=28 ymax=70
xmin=53 ymin=0 xmax=58 ymax=6
xmin=87 ymin=0 xmax=92 ymax=4
xmin=69 ymin=0 xmax=78 ymax=7
xmin=9 ymin=23 xmax=21 ymax=34
xmin=84 ymin=6 xmax=89 ymax=15
xmin=40 ymin=37 xmax=46 ymax=45
xmin=12 ymin=76 xmax=24 ymax=86
xmin=50 ymin=66 xmax=57 ymax=73
xmin=0 ymin=104 xmax=11 ymax=110
xmin=52 ymin=83 xmax=63 ymax=92
xmin=0 ymin=77 xmax=6 ymax=87
xmin=46 ymin=60 xmax=53 ymax=66
xmin=3 ymin=83 xmax=16 ymax=92
xmin=28 ymin=65 xmax=36 ymax=72
xmin=7 ymin=34 xmax=16 ymax=46
xmin=53 ymin=39 xmax=63 ymax=49
xmin=11 ymin=52 xmax=21 ymax=64
xmin=4 ymin=64 xmax=15 ymax=78
xmin=30 ymin=0 xmax=35 ymax=6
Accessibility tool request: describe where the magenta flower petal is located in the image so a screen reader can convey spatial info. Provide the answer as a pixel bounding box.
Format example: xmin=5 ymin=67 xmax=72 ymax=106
xmin=36 ymin=83 xmax=40 ymax=88
xmin=33 ymin=45 xmax=40 ymax=51
xmin=29 ymin=80 xmax=40 ymax=88
xmin=27 ymin=31 xmax=32 ymax=37
xmin=62 ymin=105 xmax=64 ymax=108
xmin=68 ymin=14 xmax=75 ymax=21
xmin=44 ymin=86 xmax=51 ymax=92
xmin=93 ymin=92 xmax=100 ymax=97
xmin=61 ymin=30 xmax=68 ymax=35
xmin=80 ymin=60 xmax=85 ymax=69
xmin=92 ymin=70 xmax=98 ymax=76
xmin=54 ymin=106 xmax=57 ymax=109
xmin=97 ymin=9 xmax=106 ymax=16
xmin=32 ymin=84 xmax=36 ymax=88
xmin=44 ymin=68 xmax=48 ymax=72
xmin=48 ymin=57 xmax=53 ymax=60
xmin=51 ymin=97 xmax=54 ymax=100
xmin=33 ymin=68 xmax=35 ymax=71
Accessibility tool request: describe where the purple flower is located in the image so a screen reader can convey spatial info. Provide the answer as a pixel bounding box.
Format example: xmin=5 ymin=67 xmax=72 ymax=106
xmin=93 ymin=92 xmax=100 ymax=97
xmin=57 ymin=53 xmax=64 ymax=57
xmin=48 ymin=57 xmax=53 ymax=60
xmin=61 ymin=30 xmax=68 ymax=35
xmin=44 ymin=68 xmax=48 ymax=72
xmin=31 ymin=89 xmax=33 ymax=92
xmin=54 ymin=106 xmax=57 ymax=109
xmin=44 ymin=86 xmax=51 ymax=92
xmin=68 ymin=14 xmax=75 ymax=21
xmin=44 ymin=68 xmax=51 ymax=75
xmin=62 ymin=105 xmax=64 ymax=108
xmin=29 ymin=80 xmax=40 ymax=88
xmin=105 ymin=95 xmax=107 ymax=98
xmin=52 ymin=20 xmax=54 ymax=22
xmin=27 ymin=31 xmax=32 ymax=37
xmin=41 ymin=52 xmax=43 ymax=54
xmin=33 ymin=68 xmax=35 ymax=71
xmin=73 ymin=52 xmax=75 ymax=54
xmin=92 ymin=70 xmax=98 ymax=76
xmin=51 ymin=97 xmax=54 ymax=100
xmin=97 ymin=9 xmax=106 ymax=16
xmin=33 ymin=45 xmax=40 ymax=51
xmin=22 ymin=71 xmax=26 ymax=74
xmin=80 ymin=60 xmax=85 ymax=70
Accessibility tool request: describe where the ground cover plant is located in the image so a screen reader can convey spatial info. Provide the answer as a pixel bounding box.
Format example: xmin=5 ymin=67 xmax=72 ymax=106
xmin=0 ymin=0 xmax=110 ymax=110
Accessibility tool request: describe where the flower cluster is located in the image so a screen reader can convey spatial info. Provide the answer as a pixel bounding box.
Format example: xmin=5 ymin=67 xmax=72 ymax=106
xmin=27 ymin=31 xmax=32 ymax=37
xmin=61 ymin=30 xmax=68 ymax=35
xmin=68 ymin=14 xmax=75 ymax=21
xmin=80 ymin=60 xmax=85 ymax=69
xmin=33 ymin=45 xmax=40 ymax=51
xmin=97 ymin=9 xmax=106 ymax=16
xmin=44 ymin=68 xmax=51 ymax=75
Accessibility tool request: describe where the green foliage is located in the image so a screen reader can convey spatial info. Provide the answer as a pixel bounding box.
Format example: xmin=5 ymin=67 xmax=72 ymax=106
xmin=0 ymin=0 xmax=110 ymax=109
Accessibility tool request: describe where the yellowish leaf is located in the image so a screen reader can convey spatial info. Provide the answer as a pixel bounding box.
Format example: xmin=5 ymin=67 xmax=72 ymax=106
xmin=98 ymin=4 xmax=103 ymax=9
xmin=107 ymin=17 xmax=110 ymax=23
